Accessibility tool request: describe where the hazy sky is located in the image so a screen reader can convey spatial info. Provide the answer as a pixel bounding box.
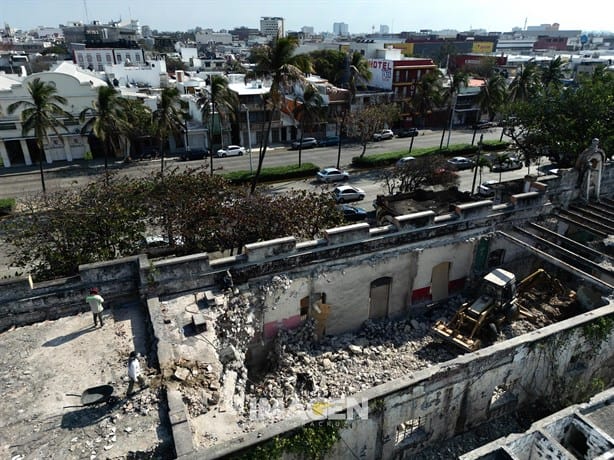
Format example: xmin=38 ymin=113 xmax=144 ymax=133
xmin=2 ymin=0 xmax=613 ymax=34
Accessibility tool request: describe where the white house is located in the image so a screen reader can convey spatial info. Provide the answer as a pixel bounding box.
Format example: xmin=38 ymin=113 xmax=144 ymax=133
xmin=0 ymin=62 xmax=108 ymax=167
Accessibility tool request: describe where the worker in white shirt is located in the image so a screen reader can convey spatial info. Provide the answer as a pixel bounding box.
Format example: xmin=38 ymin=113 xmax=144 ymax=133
xmin=127 ymin=351 xmax=147 ymax=397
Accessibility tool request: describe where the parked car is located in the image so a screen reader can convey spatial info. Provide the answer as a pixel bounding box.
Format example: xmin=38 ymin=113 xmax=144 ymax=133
xmin=396 ymin=156 xmax=416 ymax=167
xmin=396 ymin=128 xmax=419 ymax=138
xmin=291 ymin=137 xmax=318 ymax=150
xmin=447 ymin=156 xmax=475 ymax=170
xmin=215 ymin=145 xmax=245 ymax=157
xmin=338 ymin=204 xmax=368 ymax=222
xmin=317 ymin=136 xmax=340 ymax=147
xmin=490 ymin=157 xmax=522 ymax=172
xmin=473 ymin=121 xmax=496 ymax=130
xmin=316 ymin=167 xmax=350 ymax=183
xmin=332 ymin=185 xmax=366 ymax=203
xmin=179 ymin=149 xmax=208 ymax=161
xmin=373 ymin=129 xmax=394 ymax=141
xmin=478 ymin=180 xmax=498 ymax=197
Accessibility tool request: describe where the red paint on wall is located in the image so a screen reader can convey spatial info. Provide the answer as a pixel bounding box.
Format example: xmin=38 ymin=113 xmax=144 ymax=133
xmin=263 ymin=315 xmax=302 ymax=340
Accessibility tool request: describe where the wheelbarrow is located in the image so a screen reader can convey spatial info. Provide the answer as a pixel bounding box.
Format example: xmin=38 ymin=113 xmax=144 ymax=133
xmin=64 ymin=384 xmax=115 ymax=408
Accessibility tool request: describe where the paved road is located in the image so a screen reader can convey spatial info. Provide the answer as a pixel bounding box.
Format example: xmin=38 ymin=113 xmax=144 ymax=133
xmin=0 ymin=127 xmax=506 ymax=199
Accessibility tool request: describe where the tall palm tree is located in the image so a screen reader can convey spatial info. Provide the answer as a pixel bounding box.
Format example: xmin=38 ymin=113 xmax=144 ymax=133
xmin=247 ymin=37 xmax=306 ymax=193
xmin=79 ymin=85 xmax=125 ymax=183
xmin=292 ymin=83 xmax=323 ymax=166
xmin=347 ymin=51 xmax=372 ymax=101
xmin=411 ymin=71 xmax=444 ymax=128
xmin=508 ymin=61 xmax=540 ymax=103
xmin=197 ymin=75 xmax=238 ymax=175
xmin=477 ymin=74 xmax=507 ymax=121
xmin=117 ymin=97 xmax=154 ymax=161
xmin=152 ymin=87 xmax=186 ymax=176
xmin=540 ymin=56 xmax=565 ymax=90
xmin=8 ymin=77 xmax=71 ymax=193
xmin=443 ymin=72 xmax=468 ymax=147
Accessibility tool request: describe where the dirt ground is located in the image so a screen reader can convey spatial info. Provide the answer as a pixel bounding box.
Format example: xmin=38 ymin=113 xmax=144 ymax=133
xmin=0 ymin=300 xmax=173 ymax=460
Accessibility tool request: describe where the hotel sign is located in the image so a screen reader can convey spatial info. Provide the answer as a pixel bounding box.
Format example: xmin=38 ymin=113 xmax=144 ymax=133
xmin=368 ymin=59 xmax=393 ymax=90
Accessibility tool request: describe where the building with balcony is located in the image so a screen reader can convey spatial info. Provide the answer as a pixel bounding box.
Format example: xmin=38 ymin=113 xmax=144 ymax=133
xmin=260 ymin=17 xmax=285 ymax=39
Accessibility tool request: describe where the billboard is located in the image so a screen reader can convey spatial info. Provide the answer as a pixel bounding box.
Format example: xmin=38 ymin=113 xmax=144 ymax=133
xmin=368 ymin=59 xmax=394 ymax=90
xmin=472 ymin=41 xmax=494 ymax=53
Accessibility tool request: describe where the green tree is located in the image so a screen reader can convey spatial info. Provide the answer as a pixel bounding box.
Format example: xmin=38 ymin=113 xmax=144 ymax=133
xmin=308 ymin=49 xmax=346 ymax=85
xmin=411 ymin=71 xmax=444 ymax=128
xmin=477 ymin=73 xmax=507 ymax=121
xmin=197 ymin=75 xmax=238 ymax=175
xmin=503 ymin=68 xmax=614 ymax=167
xmin=379 ymin=155 xmax=459 ymax=195
xmin=540 ymin=56 xmax=565 ymax=90
xmin=2 ymin=175 xmax=147 ymax=280
xmin=8 ymin=77 xmax=72 ymax=193
xmin=117 ymin=97 xmax=154 ymax=161
xmin=345 ymin=104 xmax=400 ymax=157
xmin=247 ymin=37 xmax=306 ymax=193
xmin=79 ymin=85 xmax=126 ymax=182
xmin=153 ymin=87 xmax=187 ymax=176
xmin=346 ymin=51 xmax=372 ymax=100
xmin=292 ymin=83 xmax=323 ymax=166
xmin=508 ymin=61 xmax=540 ymax=103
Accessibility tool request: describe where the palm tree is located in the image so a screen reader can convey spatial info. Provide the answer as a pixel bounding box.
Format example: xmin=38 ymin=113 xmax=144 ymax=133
xmin=152 ymin=87 xmax=186 ymax=176
xmin=197 ymin=75 xmax=238 ymax=175
xmin=347 ymin=51 xmax=372 ymax=101
xmin=79 ymin=85 xmax=125 ymax=183
xmin=411 ymin=71 xmax=444 ymax=128
xmin=508 ymin=61 xmax=540 ymax=103
xmin=8 ymin=77 xmax=71 ymax=193
xmin=540 ymin=56 xmax=565 ymax=90
xmin=117 ymin=97 xmax=154 ymax=161
xmin=477 ymin=74 xmax=507 ymax=121
xmin=443 ymin=72 xmax=468 ymax=147
xmin=247 ymin=37 xmax=306 ymax=193
xmin=292 ymin=83 xmax=323 ymax=166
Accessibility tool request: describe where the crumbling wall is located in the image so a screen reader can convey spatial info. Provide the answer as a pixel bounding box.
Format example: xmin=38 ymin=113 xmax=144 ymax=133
xmin=202 ymin=304 xmax=614 ymax=460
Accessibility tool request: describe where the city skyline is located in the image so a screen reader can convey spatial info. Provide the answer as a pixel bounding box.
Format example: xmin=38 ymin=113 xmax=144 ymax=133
xmin=1 ymin=0 xmax=613 ymax=34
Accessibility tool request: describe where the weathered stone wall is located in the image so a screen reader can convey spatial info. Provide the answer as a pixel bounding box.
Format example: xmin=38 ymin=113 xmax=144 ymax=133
xmin=201 ymin=303 xmax=614 ymax=460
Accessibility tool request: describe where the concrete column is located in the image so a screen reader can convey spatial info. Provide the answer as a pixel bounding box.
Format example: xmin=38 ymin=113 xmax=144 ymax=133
xmin=596 ymin=166 xmax=602 ymax=201
xmin=20 ymin=139 xmax=33 ymax=166
xmin=585 ymin=169 xmax=591 ymax=201
xmin=0 ymin=141 xmax=10 ymax=167
xmin=63 ymin=139 xmax=73 ymax=162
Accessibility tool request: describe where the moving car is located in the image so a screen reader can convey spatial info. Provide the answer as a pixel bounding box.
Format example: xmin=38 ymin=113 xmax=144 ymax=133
xmin=332 ymin=185 xmax=365 ymax=203
xmin=447 ymin=156 xmax=475 ymax=170
xmin=490 ymin=157 xmax=522 ymax=172
xmin=396 ymin=156 xmax=416 ymax=167
xmin=179 ymin=149 xmax=208 ymax=161
xmin=396 ymin=128 xmax=419 ymax=138
xmin=478 ymin=180 xmax=498 ymax=197
xmin=291 ymin=137 xmax=318 ymax=149
xmin=317 ymin=136 xmax=340 ymax=147
xmin=316 ymin=167 xmax=350 ymax=183
xmin=338 ymin=204 xmax=368 ymax=222
xmin=215 ymin=145 xmax=245 ymax=157
xmin=373 ymin=129 xmax=394 ymax=141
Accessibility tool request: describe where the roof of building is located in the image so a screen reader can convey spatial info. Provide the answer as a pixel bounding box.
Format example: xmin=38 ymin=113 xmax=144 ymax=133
xmin=50 ymin=61 xmax=108 ymax=87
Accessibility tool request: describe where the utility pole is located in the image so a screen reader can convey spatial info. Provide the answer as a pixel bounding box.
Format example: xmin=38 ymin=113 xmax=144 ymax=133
xmin=471 ymin=134 xmax=484 ymax=195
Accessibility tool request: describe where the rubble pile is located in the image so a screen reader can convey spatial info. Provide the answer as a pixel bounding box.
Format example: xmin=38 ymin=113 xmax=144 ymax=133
xmin=250 ymin=317 xmax=457 ymax=404
xmin=166 ymin=359 xmax=222 ymax=417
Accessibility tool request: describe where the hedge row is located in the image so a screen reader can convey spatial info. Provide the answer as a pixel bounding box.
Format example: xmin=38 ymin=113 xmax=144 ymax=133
xmin=351 ymin=141 xmax=510 ymax=168
xmin=223 ymin=162 xmax=320 ymax=185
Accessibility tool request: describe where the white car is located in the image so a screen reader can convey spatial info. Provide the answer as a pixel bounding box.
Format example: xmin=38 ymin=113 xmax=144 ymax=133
xmin=215 ymin=145 xmax=245 ymax=157
xmin=478 ymin=180 xmax=498 ymax=197
xmin=332 ymin=185 xmax=365 ymax=203
xmin=316 ymin=167 xmax=350 ymax=183
xmin=373 ymin=129 xmax=394 ymax=141
xmin=396 ymin=156 xmax=416 ymax=167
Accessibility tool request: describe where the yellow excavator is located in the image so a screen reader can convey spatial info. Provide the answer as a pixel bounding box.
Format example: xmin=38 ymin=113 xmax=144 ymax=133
xmin=432 ymin=268 xmax=558 ymax=352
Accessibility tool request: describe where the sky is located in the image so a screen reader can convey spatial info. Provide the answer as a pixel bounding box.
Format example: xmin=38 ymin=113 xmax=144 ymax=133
xmin=2 ymin=0 xmax=613 ymax=34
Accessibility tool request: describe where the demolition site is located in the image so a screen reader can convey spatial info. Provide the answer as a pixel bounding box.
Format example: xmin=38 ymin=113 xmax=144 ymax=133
xmin=1 ymin=146 xmax=613 ymax=459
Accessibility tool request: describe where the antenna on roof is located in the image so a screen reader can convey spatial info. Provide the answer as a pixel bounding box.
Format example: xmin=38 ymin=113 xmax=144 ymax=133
xmin=83 ymin=0 xmax=89 ymax=23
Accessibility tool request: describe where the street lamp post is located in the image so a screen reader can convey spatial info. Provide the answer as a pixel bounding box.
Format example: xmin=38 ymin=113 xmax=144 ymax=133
xmin=242 ymin=104 xmax=253 ymax=173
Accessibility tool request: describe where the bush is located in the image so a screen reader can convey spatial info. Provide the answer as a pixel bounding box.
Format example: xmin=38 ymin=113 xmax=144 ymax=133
xmin=0 ymin=198 xmax=15 ymax=216
xmin=224 ymin=163 xmax=320 ymax=184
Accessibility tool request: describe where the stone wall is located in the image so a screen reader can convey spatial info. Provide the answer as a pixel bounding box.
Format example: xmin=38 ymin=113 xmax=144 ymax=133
xmin=201 ymin=303 xmax=614 ymax=460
